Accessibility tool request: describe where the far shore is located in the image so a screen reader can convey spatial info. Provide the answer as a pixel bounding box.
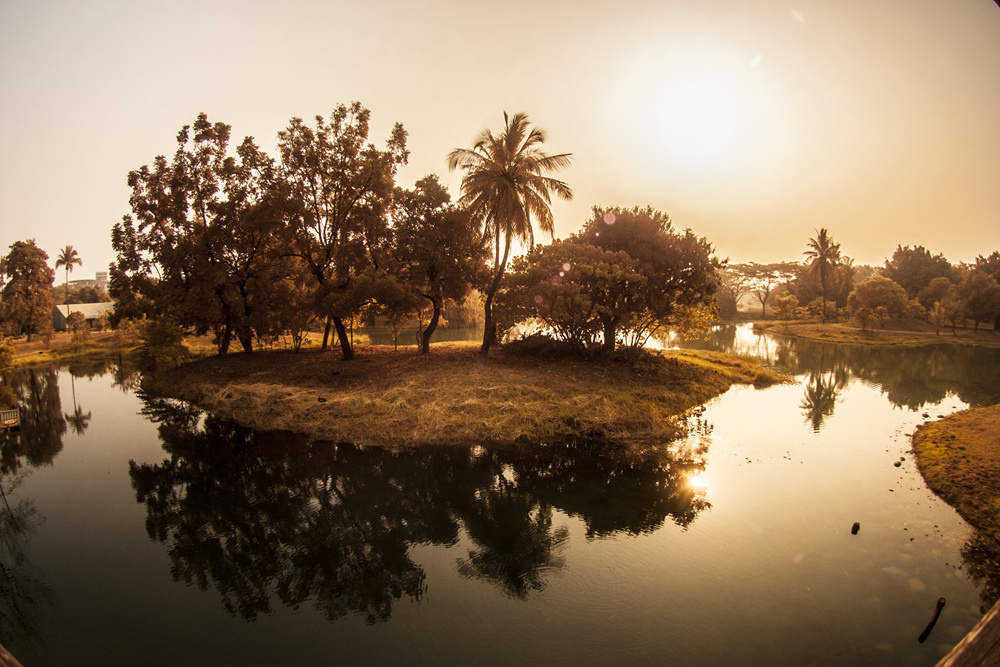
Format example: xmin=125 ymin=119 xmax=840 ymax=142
xmin=140 ymin=342 xmax=787 ymax=448
xmin=751 ymin=319 xmax=1000 ymax=348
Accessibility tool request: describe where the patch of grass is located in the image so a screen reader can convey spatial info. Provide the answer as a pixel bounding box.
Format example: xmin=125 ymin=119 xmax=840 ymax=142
xmin=143 ymin=342 xmax=789 ymax=447
xmin=912 ymin=404 xmax=1000 ymax=541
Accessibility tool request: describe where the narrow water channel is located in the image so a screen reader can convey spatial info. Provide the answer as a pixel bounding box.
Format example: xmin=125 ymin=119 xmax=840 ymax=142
xmin=1 ymin=326 xmax=998 ymax=666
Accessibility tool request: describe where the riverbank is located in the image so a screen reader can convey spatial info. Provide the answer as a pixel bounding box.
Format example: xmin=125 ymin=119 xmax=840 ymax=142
xmin=751 ymin=320 xmax=1000 ymax=348
xmin=142 ymin=342 xmax=787 ymax=447
xmin=912 ymin=404 xmax=1000 ymax=542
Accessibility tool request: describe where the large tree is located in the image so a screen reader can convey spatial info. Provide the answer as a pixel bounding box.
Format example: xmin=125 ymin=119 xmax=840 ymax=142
xmin=1 ymin=240 xmax=55 ymax=341
xmin=447 ymin=112 xmax=572 ymax=362
xmin=883 ymin=245 xmax=956 ymax=303
xmin=54 ymin=245 xmax=82 ymax=312
xmin=392 ymin=175 xmax=488 ymax=353
xmin=111 ymin=113 xmax=286 ymax=354
xmin=277 ymin=102 xmax=408 ymax=360
xmin=803 ymin=228 xmax=841 ymax=322
xmin=576 ymin=206 xmax=721 ymax=351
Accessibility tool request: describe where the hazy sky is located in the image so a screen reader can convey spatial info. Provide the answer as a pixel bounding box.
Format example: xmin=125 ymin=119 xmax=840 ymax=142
xmin=1 ymin=0 xmax=998 ymax=279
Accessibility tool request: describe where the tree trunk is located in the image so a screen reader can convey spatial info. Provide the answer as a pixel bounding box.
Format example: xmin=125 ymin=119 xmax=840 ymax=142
xmin=217 ymin=319 xmax=233 ymax=356
xmin=238 ymin=331 xmax=254 ymax=353
xmin=479 ymin=234 xmax=512 ymax=363
xmin=602 ymin=316 xmax=616 ymax=353
xmin=333 ymin=316 xmax=353 ymax=360
xmin=421 ymin=299 xmax=441 ymax=355
xmin=321 ymin=316 xmax=332 ymax=350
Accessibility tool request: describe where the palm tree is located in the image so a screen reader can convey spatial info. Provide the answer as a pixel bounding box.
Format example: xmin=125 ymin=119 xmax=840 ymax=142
xmin=803 ymin=228 xmax=841 ymax=322
xmin=447 ymin=112 xmax=572 ymax=361
xmin=55 ymin=245 xmax=82 ymax=314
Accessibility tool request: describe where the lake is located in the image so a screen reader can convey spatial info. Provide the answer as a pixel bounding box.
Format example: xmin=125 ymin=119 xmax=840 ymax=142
xmin=2 ymin=325 xmax=999 ymax=666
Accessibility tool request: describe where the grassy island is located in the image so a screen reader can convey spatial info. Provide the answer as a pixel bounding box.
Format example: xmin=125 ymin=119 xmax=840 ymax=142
xmin=141 ymin=342 xmax=786 ymax=447
xmin=912 ymin=404 xmax=1000 ymax=541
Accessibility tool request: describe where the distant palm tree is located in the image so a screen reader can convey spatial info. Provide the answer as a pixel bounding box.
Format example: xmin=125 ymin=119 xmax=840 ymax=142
xmin=447 ymin=112 xmax=572 ymax=361
xmin=55 ymin=245 xmax=82 ymax=314
xmin=803 ymin=228 xmax=841 ymax=322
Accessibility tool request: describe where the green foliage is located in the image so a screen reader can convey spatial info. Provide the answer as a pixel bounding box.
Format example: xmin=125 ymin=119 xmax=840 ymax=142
xmin=277 ymin=102 xmax=408 ymax=358
xmin=958 ymin=270 xmax=1000 ymax=332
xmin=1 ymin=239 xmax=55 ymax=341
xmin=137 ymin=318 xmax=190 ymax=370
xmin=112 ymin=112 xmax=295 ymax=355
xmin=497 ymin=240 xmax=640 ymax=349
xmin=65 ymin=311 xmax=91 ymax=343
xmin=803 ymin=228 xmax=842 ymax=322
xmin=392 ymin=174 xmax=489 ymax=353
xmin=498 ymin=207 xmax=720 ymax=351
xmin=883 ymin=245 xmax=956 ymax=301
xmin=576 ymin=206 xmax=721 ymax=350
xmin=774 ymin=294 xmax=799 ymax=321
xmin=847 ymin=276 xmax=908 ymax=319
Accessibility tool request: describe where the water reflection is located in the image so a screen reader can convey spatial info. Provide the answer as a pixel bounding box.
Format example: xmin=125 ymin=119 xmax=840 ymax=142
xmin=0 ymin=466 xmax=52 ymax=651
xmin=131 ymin=396 xmax=709 ymax=620
xmin=800 ymin=372 xmax=845 ymax=432
xmin=5 ymin=368 xmax=65 ymax=471
xmin=674 ymin=325 xmax=1000 ymax=412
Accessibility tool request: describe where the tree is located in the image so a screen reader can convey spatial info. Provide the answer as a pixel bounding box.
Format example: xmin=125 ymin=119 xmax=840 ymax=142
xmin=111 ymin=113 xmax=287 ymax=355
xmin=277 ymin=102 xmax=408 ymax=360
xmin=716 ymin=267 xmax=753 ymax=318
xmin=1 ymin=240 xmax=55 ymax=342
xmin=803 ymin=228 xmax=841 ymax=322
xmin=54 ymin=245 xmax=82 ymax=312
xmin=975 ymin=251 xmax=1000 ymax=330
xmin=392 ymin=175 xmax=489 ymax=353
xmin=576 ymin=206 xmax=721 ymax=351
xmin=745 ymin=262 xmax=797 ymax=317
xmin=496 ymin=240 xmax=643 ymax=349
xmin=774 ymin=293 xmax=798 ymax=323
xmin=883 ymin=245 xmax=956 ymax=303
xmin=958 ymin=270 xmax=1000 ymax=332
xmin=847 ymin=276 xmax=908 ymax=321
xmin=448 ymin=112 xmax=572 ymax=362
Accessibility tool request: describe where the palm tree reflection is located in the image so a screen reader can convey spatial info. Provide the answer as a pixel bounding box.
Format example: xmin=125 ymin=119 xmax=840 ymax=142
xmin=800 ymin=371 xmax=847 ymax=431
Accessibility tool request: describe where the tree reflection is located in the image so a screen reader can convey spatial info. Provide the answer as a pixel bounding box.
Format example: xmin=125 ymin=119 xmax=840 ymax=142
xmin=961 ymin=532 xmax=1000 ymax=613
xmin=0 ymin=440 xmax=54 ymax=651
xmin=800 ymin=372 xmax=846 ymax=431
xmin=455 ymin=475 xmax=569 ymax=599
xmin=131 ymin=398 xmax=711 ymax=620
xmin=2 ymin=369 xmax=66 ymax=473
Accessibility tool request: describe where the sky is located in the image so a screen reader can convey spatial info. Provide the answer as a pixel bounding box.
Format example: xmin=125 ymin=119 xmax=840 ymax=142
xmin=1 ymin=0 xmax=999 ymax=280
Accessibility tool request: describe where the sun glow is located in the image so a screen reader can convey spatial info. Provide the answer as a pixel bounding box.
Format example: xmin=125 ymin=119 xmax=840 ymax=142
xmin=686 ymin=474 xmax=710 ymax=491
xmin=655 ymin=81 xmax=736 ymax=163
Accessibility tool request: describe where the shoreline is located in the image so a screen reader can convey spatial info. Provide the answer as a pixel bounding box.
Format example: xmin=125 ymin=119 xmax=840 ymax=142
xmin=750 ymin=320 xmax=1000 ymax=348
xmin=912 ymin=403 xmax=1000 ymax=543
xmin=140 ymin=342 xmax=787 ymax=448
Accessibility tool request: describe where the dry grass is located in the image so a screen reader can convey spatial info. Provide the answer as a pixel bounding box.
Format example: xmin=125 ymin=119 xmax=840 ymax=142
xmin=912 ymin=404 xmax=1000 ymax=542
xmin=753 ymin=320 xmax=1000 ymax=348
xmin=143 ymin=342 xmax=788 ymax=447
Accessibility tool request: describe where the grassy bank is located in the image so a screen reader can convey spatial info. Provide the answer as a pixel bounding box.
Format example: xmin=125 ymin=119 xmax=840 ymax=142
xmin=752 ymin=320 xmax=1000 ymax=348
xmin=912 ymin=404 xmax=1000 ymax=541
xmin=143 ymin=342 xmax=787 ymax=447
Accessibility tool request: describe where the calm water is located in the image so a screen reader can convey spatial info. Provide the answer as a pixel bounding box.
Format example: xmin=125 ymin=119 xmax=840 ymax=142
xmin=2 ymin=326 xmax=999 ymax=666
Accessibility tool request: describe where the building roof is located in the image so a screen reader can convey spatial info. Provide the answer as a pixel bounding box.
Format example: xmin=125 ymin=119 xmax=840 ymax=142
xmin=54 ymin=302 xmax=114 ymax=320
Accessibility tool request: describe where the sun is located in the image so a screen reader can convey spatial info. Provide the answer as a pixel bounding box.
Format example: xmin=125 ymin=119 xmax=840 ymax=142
xmin=654 ymin=80 xmax=737 ymax=164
